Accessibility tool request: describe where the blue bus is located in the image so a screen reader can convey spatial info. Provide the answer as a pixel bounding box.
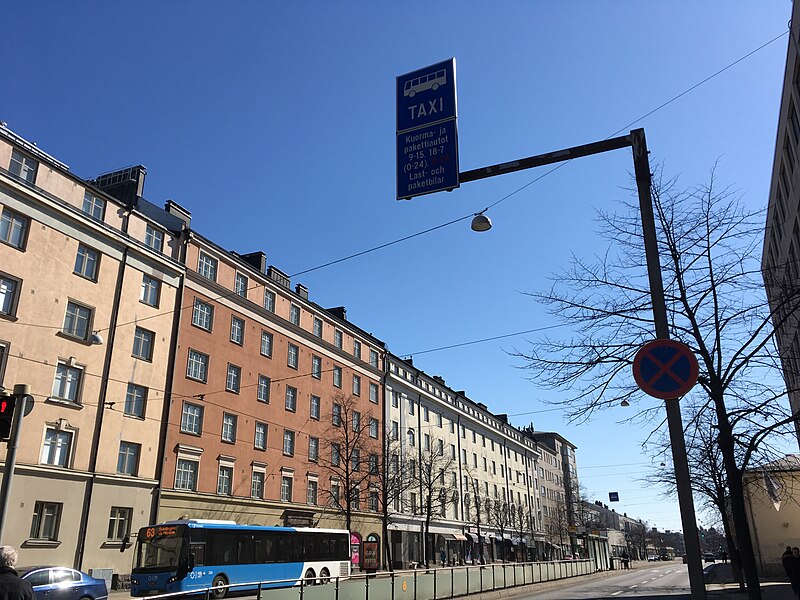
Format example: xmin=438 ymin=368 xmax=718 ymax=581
xmin=130 ymin=520 xmax=351 ymax=597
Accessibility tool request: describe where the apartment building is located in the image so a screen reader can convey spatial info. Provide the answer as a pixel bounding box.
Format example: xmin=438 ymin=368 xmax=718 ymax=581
xmin=157 ymin=234 xmax=387 ymax=571
xmin=0 ymin=124 xmax=185 ymax=578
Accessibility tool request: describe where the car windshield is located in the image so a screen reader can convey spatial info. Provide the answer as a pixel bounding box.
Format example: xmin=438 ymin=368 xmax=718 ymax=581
xmin=134 ymin=535 xmax=184 ymax=572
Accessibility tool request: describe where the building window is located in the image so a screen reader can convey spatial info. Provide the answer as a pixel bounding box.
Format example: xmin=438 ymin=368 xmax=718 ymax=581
xmin=392 ymin=421 xmax=399 ymax=441
xmin=352 ymin=375 xmax=361 ymax=396
xmin=230 ymin=316 xmax=244 ymax=345
xmin=451 ymin=444 xmax=456 ymax=459
xmin=422 ymin=406 xmax=429 ymax=422
xmin=222 ymin=413 xmax=237 ymax=443
xmin=192 ymin=299 xmax=214 ymax=330
xmin=235 ymin=273 xmax=248 ymax=298
xmin=180 ymin=402 xmax=204 ymax=435
xmin=264 ymin=289 xmax=275 ymax=312
xmin=311 ymin=355 xmax=322 ymax=379
xmin=257 ymin=375 xmax=271 ymax=403
xmin=117 ymin=441 xmax=140 ymax=475
xmin=290 ymin=304 xmax=300 ymax=325
xmin=351 ymin=448 xmax=360 ymax=471
xmin=10 ymin=149 xmax=38 ymax=183
xmin=351 ymin=487 xmax=360 ymax=510
xmin=332 ymin=403 xmax=342 ymax=426
xmin=283 ymin=430 xmax=295 ymax=456
xmin=144 ymin=225 xmax=164 ymax=252
xmin=0 ymin=274 xmax=20 ymax=317
xmin=124 ymin=383 xmax=147 ymax=418
xmin=369 ymin=382 xmax=378 ymax=404
xmin=41 ymin=429 xmax=72 ymax=466
xmin=369 ymin=454 xmax=379 ymax=475
xmin=0 ymin=208 xmax=28 ymax=250
xmin=62 ymin=301 xmax=92 ymax=341
xmin=407 ymin=430 xmax=415 ymax=447
xmin=186 ymin=349 xmax=208 ymax=382
xmin=353 ymin=340 xmax=362 ymax=359
xmin=287 ymin=343 xmax=299 ymax=369
xmin=424 ymin=434 xmax=431 ymax=451
xmin=409 ymin=400 xmax=415 ymax=416
xmin=74 ymin=245 xmax=100 ymax=281
xmin=52 ymin=362 xmax=82 ymax=403
xmin=107 ymin=507 xmax=131 ymax=541
xmin=392 ymin=392 xmax=399 ymax=409
xmin=308 ymin=437 xmax=319 ymax=462
xmin=334 ymin=329 xmax=343 ymax=349
xmin=260 ymin=330 xmax=273 ymax=357
xmin=369 ymin=418 xmax=379 ymax=438
xmin=281 ymin=476 xmax=293 ymax=502
xmin=329 ymin=442 xmax=341 ymax=466
xmin=307 ymin=480 xmax=318 ymax=505
xmin=82 ymin=191 xmax=105 ymax=221
xmin=333 ymin=366 xmax=342 ymax=388
xmin=313 ymin=317 xmax=323 ymax=337
xmin=175 ymin=460 xmax=198 ymax=490
xmin=197 ymin=252 xmax=217 ymax=281
xmin=140 ymin=275 xmax=160 ymax=307
xmin=254 ymin=422 xmax=267 ymax=450
xmin=132 ymin=327 xmax=154 ymax=360
xmin=310 ymin=395 xmax=320 ymax=420
xmin=30 ymin=501 xmax=61 ymax=541
xmin=285 ymin=385 xmax=297 ymax=412
xmin=226 ymin=364 xmax=241 ymax=393
xmin=352 ymin=411 xmax=361 ymax=432
xmin=369 ymin=491 xmax=379 ymax=512
xmin=251 ymin=472 xmax=265 ymax=498
xmin=369 ymin=349 xmax=379 ymax=369
xmin=217 ymin=466 xmax=233 ymax=495
xmin=331 ymin=481 xmax=341 ymax=506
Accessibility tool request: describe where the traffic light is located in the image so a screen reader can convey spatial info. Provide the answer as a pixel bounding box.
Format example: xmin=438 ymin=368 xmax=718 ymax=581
xmin=0 ymin=394 xmax=17 ymax=441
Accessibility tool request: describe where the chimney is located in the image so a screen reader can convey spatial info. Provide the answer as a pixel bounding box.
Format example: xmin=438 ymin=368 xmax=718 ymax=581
xmin=267 ymin=266 xmax=290 ymax=289
xmin=497 ymin=414 xmax=508 ymax=424
xmin=295 ymin=284 xmax=308 ymax=300
xmin=93 ymin=165 xmax=147 ymax=207
xmin=164 ymin=200 xmax=191 ymax=228
xmin=327 ymin=306 xmax=347 ymax=321
xmin=432 ymin=375 xmax=445 ymax=385
xmin=239 ymin=252 xmax=268 ymax=275
xmin=476 ymin=402 xmax=487 ymax=410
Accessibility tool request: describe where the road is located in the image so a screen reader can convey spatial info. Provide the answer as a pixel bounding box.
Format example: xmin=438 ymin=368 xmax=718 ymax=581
xmin=517 ymin=562 xmax=691 ymax=600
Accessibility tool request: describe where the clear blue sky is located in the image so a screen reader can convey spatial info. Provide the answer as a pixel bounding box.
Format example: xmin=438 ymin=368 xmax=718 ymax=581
xmin=3 ymin=1 xmax=793 ymax=533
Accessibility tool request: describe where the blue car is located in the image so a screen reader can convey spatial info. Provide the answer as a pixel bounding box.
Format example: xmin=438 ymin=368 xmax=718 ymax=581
xmin=18 ymin=567 xmax=109 ymax=600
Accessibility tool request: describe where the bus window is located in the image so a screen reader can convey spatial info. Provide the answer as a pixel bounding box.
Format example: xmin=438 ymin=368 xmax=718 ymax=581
xmin=238 ymin=535 xmax=255 ymax=564
xmin=190 ymin=544 xmax=205 ymax=567
xmin=209 ymin=533 xmax=237 ymax=565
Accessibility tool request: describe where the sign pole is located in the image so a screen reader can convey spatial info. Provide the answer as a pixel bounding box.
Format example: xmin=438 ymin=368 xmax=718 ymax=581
xmin=0 ymin=384 xmax=31 ymax=543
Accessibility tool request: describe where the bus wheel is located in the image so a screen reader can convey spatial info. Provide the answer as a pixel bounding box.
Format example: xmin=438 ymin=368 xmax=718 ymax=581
xmin=304 ymin=569 xmax=316 ymax=585
xmin=211 ymin=575 xmax=228 ymax=599
xmin=319 ymin=568 xmax=330 ymax=585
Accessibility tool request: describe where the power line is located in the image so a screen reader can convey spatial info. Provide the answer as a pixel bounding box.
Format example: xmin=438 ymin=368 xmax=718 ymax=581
xmin=402 ymin=323 xmax=567 ymax=357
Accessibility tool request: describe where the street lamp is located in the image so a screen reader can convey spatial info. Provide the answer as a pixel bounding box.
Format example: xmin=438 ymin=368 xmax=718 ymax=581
xmin=470 ymin=212 xmax=492 ymax=232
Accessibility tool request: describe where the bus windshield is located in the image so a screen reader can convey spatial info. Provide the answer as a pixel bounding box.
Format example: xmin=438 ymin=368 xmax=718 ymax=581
xmin=134 ymin=525 xmax=186 ymax=572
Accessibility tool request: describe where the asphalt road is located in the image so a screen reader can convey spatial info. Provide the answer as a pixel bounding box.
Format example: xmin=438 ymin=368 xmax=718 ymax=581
xmin=517 ymin=562 xmax=691 ymax=600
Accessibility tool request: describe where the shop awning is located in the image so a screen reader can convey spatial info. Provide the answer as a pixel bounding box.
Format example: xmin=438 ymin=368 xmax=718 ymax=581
xmin=452 ymin=534 xmax=468 ymax=542
xmin=464 ymin=532 xmax=479 ymax=542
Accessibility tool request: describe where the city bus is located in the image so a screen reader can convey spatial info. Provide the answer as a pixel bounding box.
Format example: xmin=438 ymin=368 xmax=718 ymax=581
xmin=130 ymin=520 xmax=350 ymax=597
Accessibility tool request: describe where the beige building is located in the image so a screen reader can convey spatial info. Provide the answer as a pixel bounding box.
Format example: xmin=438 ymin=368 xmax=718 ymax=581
xmin=0 ymin=124 xmax=185 ymax=581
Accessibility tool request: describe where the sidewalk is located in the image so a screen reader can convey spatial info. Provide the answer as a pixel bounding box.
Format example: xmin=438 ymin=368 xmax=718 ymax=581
xmin=705 ymin=562 xmax=796 ymax=600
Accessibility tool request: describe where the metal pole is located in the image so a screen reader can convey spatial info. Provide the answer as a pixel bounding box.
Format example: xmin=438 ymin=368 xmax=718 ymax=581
xmin=0 ymin=384 xmax=30 ymax=542
xmin=630 ymin=128 xmax=705 ymax=600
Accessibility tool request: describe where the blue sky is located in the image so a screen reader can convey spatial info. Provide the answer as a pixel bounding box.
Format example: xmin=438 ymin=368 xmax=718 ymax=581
xmin=3 ymin=1 xmax=793 ymax=533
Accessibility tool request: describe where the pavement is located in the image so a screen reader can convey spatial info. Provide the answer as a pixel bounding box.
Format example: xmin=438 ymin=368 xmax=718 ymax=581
xmin=705 ymin=562 xmax=797 ymax=600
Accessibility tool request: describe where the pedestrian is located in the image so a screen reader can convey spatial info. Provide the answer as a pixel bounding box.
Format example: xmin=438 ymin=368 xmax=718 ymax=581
xmin=721 ymin=550 xmax=728 ymax=563
xmin=0 ymin=546 xmax=34 ymax=600
xmin=621 ymin=551 xmax=630 ymax=570
xmin=783 ymin=546 xmax=800 ymax=599
xmin=440 ymin=548 xmax=446 ymax=567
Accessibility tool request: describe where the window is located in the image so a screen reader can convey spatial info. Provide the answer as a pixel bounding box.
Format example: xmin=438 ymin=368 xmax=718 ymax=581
xmin=307 ymin=480 xmax=318 ymax=505
xmin=62 ymin=301 xmax=92 ymax=340
xmin=9 ymin=150 xmax=38 ymax=184
xmin=175 ymin=459 xmax=198 ymax=490
xmin=117 ymin=441 xmax=140 ymax=475
xmin=140 ymin=275 xmax=160 ymax=307
xmin=311 ymin=355 xmax=322 ymax=379
xmin=230 ymin=316 xmax=244 ymax=345
xmin=308 ymin=437 xmax=319 ymax=462
xmin=251 ymin=472 xmax=265 ymax=498
xmin=41 ymin=429 xmax=72 ymax=466
xmin=410 ymin=492 xmax=417 ymax=514
xmin=369 ymin=349 xmax=379 ymax=369
xmin=351 ymin=448 xmax=360 ymax=471
xmin=257 ymin=375 xmax=271 ymax=403
xmin=192 ymin=299 xmax=214 ymax=330
xmin=124 ymin=384 xmax=147 ymax=418
xmin=369 ymin=454 xmax=379 ymax=475
xmin=352 ymin=374 xmax=361 ymax=396
xmin=483 ymin=457 xmax=488 ymax=471
xmin=437 ymin=412 xmax=443 ymax=427
xmin=285 ymin=385 xmax=297 ymax=412
xmin=222 ymin=413 xmax=237 ymax=443
xmin=333 ymin=366 xmax=342 ymax=388
xmin=144 ymin=225 xmax=164 ymax=252
xmin=332 ymin=403 xmax=342 ymax=426
xmin=407 ymin=430 xmax=415 ymax=447
xmin=197 ymin=252 xmax=217 ymax=281
xmin=351 ymin=487 xmax=360 ymax=510
xmin=369 ymin=491 xmax=379 ymax=512
xmin=260 ymin=330 xmax=273 ymax=357
xmin=74 ymin=245 xmax=99 ymax=280
xmin=451 ymin=444 xmax=456 ymax=459
xmin=313 ymin=317 xmax=323 ymax=337
xmin=52 ymin=362 xmax=82 ymax=403
xmin=290 ymin=304 xmax=300 ymax=325
xmin=225 ymin=363 xmax=241 ymax=393
xmin=331 ymin=481 xmax=341 ymax=505
xmin=424 ymin=434 xmax=430 ymax=451
xmin=264 ymin=289 xmax=275 ymax=312
xmin=369 ymin=418 xmax=379 ymax=438
xmin=281 ymin=476 xmax=293 ymax=501
xmin=30 ymin=501 xmax=61 ymax=541
xmin=331 ymin=443 xmax=341 ymax=466
xmin=473 ymin=453 xmax=478 ymax=468
xmin=391 ymin=421 xmax=399 ymax=441
xmin=254 ymin=422 xmax=267 ymax=450
xmin=392 ymin=392 xmax=399 ymax=408
xmin=310 ymin=395 xmax=320 ymax=420
xmin=438 ymin=439 xmax=444 ymax=456
xmin=107 ymin=507 xmax=131 ymax=541
xmin=0 ymin=208 xmax=28 ymax=250
xmin=422 ymin=406 xmax=429 ymax=422
xmin=334 ymin=329 xmax=343 ymax=349
xmin=409 ymin=400 xmax=415 ymax=416
xmin=234 ymin=273 xmax=248 ymax=298
xmin=287 ymin=343 xmax=299 ymax=369
xmin=132 ymin=327 xmax=154 ymax=360
xmin=186 ymin=349 xmax=208 ymax=382
xmin=82 ymin=191 xmax=105 ymax=221
xmin=180 ymin=402 xmax=204 ymax=435
xmin=353 ymin=339 xmax=362 ymax=359
xmin=0 ymin=274 xmax=20 ymax=317
xmin=217 ymin=466 xmax=233 ymax=495
xmin=369 ymin=382 xmax=378 ymax=404
xmin=352 ymin=411 xmax=361 ymax=431
xmin=283 ymin=430 xmax=295 ymax=456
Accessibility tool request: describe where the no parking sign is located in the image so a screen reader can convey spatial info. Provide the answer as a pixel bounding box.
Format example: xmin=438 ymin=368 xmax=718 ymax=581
xmin=633 ymin=339 xmax=699 ymax=400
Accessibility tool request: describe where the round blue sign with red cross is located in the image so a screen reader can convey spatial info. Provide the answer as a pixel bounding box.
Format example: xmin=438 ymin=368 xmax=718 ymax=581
xmin=633 ymin=339 xmax=699 ymax=400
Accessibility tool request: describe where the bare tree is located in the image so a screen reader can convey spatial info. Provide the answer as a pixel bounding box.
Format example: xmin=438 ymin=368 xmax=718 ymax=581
xmin=542 ymin=497 xmax=570 ymax=560
xmin=414 ymin=439 xmax=458 ymax=567
xmin=377 ymin=429 xmax=413 ymax=570
xmin=487 ymin=498 xmax=514 ymax=562
xmin=514 ymin=167 xmax=800 ymax=598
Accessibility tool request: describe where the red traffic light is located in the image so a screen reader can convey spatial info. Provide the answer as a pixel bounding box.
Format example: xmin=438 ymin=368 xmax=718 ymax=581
xmin=0 ymin=395 xmax=16 ymax=441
